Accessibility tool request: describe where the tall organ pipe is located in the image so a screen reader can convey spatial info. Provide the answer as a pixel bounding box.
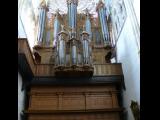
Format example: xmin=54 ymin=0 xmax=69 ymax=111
xmin=67 ymin=0 xmax=78 ymax=29
xmin=57 ymin=25 xmax=68 ymax=66
xmin=81 ymin=30 xmax=90 ymax=65
xmin=37 ymin=5 xmax=46 ymax=44
xmin=85 ymin=9 xmax=92 ymax=40
xmin=96 ymin=1 xmax=110 ymax=45
xmin=53 ymin=11 xmax=60 ymax=46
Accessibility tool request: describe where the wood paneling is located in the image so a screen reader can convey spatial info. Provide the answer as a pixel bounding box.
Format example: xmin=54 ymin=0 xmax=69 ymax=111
xmin=28 ymin=112 xmax=120 ymax=120
xmin=86 ymin=93 xmax=112 ymax=109
xmin=29 ymin=86 xmax=119 ymax=111
xmin=62 ymin=94 xmax=85 ymax=110
xmin=35 ymin=47 xmax=54 ymax=64
xmin=93 ymin=64 xmax=123 ymax=75
xmin=30 ymin=94 xmax=58 ymax=110
xmin=35 ymin=64 xmax=55 ymax=76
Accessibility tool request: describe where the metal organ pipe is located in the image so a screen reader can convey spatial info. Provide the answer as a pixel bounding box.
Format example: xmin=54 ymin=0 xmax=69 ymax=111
xmin=97 ymin=1 xmax=110 ymax=45
xmin=57 ymin=25 xmax=68 ymax=66
xmin=85 ymin=10 xmax=92 ymax=41
xmin=72 ymin=44 xmax=77 ymax=65
xmin=85 ymin=11 xmax=92 ymax=63
xmin=53 ymin=11 xmax=60 ymax=46
xmin=102 ymin=8 xmax=109 ymax=41
xmin=98 ymin=10 xmax=105 ymax=41
xmin=37 ymin=8 xmax=42 ymax=43
xmin=37 ymin=5 xmax=46 ymax=45
xmin=67 ymin=0 xmax=78 ymax=66
xmin=83 ymin=40 xmax=89 ymax=64
xmin=40 ymin=9 xmax=46 ymax=42
xmin=81 ymin=30 xmax=90 ymax=65
xmin=58 ymin=36 xmax=65 ymax=65
xmin=67 ymin=0 xmax=78 ymax=29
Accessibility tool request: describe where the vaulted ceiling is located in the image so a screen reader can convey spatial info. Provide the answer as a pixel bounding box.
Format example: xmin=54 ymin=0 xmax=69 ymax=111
xmin=47 ymin=0 xmax=100 ymax=15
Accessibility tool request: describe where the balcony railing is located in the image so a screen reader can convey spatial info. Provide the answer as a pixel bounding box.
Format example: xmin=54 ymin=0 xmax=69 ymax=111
xmin=34 ymin=64 xmax=122 ymax=77
xmin=93 ymin=64 xmax=123 ymax=76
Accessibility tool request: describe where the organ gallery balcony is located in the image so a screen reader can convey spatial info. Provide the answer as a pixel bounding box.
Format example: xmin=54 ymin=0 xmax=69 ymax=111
xmin=18 ymin=38 xmax=123 ymax=77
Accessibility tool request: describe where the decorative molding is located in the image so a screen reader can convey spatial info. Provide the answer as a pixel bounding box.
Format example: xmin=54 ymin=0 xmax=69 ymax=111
xmin=25 ymin=108 xmax=124 ymax=114
xmin=31 ymin=75 xmax=123 ymax=86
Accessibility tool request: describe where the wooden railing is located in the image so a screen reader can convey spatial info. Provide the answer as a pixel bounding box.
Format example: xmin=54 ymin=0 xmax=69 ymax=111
xmin=35 ymin=64 xmax=123 ymax=76
xmin=93 ymin=64 xmax=123 ymax=76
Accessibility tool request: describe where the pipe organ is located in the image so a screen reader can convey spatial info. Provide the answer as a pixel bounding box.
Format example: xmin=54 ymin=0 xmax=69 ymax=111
xmin=52 ymin=0 xmax=94 ymax=76
xmin=19 ymin=1 xmax=124 ymax=120
xmin=33 ymin=0 xmax=114 ymax=73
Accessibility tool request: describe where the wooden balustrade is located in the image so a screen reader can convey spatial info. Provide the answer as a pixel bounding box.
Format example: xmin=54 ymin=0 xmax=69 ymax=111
xmin=93 ymin=64 xmax=123 ymax=76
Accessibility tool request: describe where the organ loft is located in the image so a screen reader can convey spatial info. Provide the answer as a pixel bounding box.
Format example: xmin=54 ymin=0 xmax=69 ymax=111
xmin=18 ymin=0 xmax=125 ymax=120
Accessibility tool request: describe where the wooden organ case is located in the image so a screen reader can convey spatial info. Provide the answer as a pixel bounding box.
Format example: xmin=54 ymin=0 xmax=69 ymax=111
xmin=18 ymin=0 xmax=125 ymax=120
